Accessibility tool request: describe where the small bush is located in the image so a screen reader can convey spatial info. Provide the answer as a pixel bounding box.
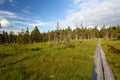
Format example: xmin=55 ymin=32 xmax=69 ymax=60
xmin=60 ymin=44 xmax=66 ymax=49
xmin=66 ymin=42 xmax=75 ymax=48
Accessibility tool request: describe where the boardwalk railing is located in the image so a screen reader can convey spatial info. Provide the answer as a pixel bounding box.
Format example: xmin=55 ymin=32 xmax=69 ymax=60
xmin=92 ymin=39 xmax=115 ymax=80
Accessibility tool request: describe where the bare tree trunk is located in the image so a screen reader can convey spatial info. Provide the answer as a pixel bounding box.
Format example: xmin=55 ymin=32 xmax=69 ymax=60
xmin=55 ymin=22 xmax=60 ymax=47
xmin=76 ymin=33 xmax=78 ymax=44
xmin=105 ymin=26 xmax=108 ymax=40
xmin=48 ymin=32 xmax=50 ymax=46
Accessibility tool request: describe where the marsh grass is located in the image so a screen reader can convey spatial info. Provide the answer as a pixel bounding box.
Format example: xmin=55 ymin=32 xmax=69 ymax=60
xmin=0 ymin=39 xmax=97 ymax=80
xmin=102 ymin=39 xmax=120 ymax=80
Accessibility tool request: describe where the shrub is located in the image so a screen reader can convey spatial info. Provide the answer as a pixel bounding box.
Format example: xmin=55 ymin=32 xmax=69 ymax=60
xmin=66 ymin=42 xmax=75 ymax=48
xmin=60 ymin=44 xmax=66 ymax=49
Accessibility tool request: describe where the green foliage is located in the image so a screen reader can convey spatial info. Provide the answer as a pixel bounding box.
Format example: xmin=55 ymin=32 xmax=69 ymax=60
xmin=30 ymin=26 xmax=41 ymax=43
xmin=100 ymin=25 xmax=106 ymax=38
xmin=23 ymin=28 xmax=30 ymax=44
xmin=60 ymin=44 xmax=66 ymax=49
xmin=9 ymin=31 xmax=16 ymax=43
xmin=66 ymin=42 xmax=75 ymax=48
xmin=0 ymin=33 xmax=4 ymax=44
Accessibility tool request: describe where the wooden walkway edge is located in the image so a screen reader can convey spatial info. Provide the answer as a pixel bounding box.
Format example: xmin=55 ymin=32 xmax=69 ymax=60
xmin=92 ymin=39 xmax=115 ymax=80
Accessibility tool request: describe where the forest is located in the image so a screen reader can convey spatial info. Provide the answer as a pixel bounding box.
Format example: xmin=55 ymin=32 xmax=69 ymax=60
xmin=0 ymin=23 xmax=120 ymax=44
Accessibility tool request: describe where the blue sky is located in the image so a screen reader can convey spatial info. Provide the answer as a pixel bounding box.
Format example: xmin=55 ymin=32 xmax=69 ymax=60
xmin=0 ymin=0 xmax=120 ymax=33
xmin=0 ymin=0 xmax=71 ymax=32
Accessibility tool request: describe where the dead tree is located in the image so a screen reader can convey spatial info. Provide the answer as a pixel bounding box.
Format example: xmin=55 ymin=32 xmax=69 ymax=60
xmin=55 ymin=22 xmax=60 ymax=46
xmin=81 ymin=22 xmax=84 ymax=39
xmin=67 ymin=26 xmax=72 ymax=41
xmin=0 ymin=23 xmax=2 ymax=28
xmin=48 ymin=31 xmax=51 ymax=46
xmin=75 ymin=24 xmax=79 ymax=44
xmin=105 ymin=25 xmax=108 ymax=40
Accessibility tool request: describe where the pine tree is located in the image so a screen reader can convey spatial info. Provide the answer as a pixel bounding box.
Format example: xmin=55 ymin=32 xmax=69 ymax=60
xmin=23 ymin=27 xmax=30 ymax=44
xmin=30 ymin=26 xmax=41 ymax=43
xmin=0 ymin=33 xmax=3 ymax=44
xmin=17 ymin=32 xmax=22 ymax=43
xmin=9 ymin=31 xmax=15 ymax=43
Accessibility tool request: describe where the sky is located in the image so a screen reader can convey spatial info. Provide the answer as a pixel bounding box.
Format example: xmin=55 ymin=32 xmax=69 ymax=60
xmin=0 ymin=0 xmax=120 ymax=33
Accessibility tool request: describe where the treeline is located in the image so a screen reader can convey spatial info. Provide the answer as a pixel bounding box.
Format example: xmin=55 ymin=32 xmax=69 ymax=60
xmin=0 ymin=24 xmax=120 ymax=44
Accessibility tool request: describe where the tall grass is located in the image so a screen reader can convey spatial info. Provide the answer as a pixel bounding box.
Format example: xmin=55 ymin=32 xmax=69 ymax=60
xmin=0 ymin=39 xmax=97 ymax=80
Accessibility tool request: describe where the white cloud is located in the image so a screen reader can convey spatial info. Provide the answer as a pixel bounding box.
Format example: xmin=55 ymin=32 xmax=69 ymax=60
xmin=74 ymin=0 xmax=81 ymax=6
xmin=0 ymin=10 xmax=52 ymax=32
xmin=11 ymin=20 xmax=56 ymax=32
xmin=8 ymin=0 xmax=16 ymax=7
xmin=0 ymin=0 xmax=15 ymax=5
xmin=13 ymin=20 xmax=50 ymax=27
xmin=9 ymin=0 xmax=14 ymax=3
xmin=0 ymin=0 xmax=5 ymax=5
xmin=21 ymin=9 xmax=31 ymax=14
xmin=0 ymin=18 xmax=12 ymax=27
xmin=11 ymin=3 xmax=15 ymax=7
xmin=0 ymin=10 xmax=32 ymax=29
xmin=0 ymin=10 xmax=31 ymax=20
xmin=62 ymin=0 xmax=120 ymax=28
xmin=0 ymin=10 xmax=17 ymax=18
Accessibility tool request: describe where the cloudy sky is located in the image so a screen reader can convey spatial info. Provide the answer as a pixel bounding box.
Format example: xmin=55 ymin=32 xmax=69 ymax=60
xmin=0 ymin=0 xmax=120 ymax=33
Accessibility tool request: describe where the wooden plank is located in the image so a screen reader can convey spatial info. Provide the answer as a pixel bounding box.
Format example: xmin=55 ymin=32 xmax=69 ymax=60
xmin=92 ymin=39 xmax=115 ymax=80
xmin=100 ymin=43 xmax=115 ymax=80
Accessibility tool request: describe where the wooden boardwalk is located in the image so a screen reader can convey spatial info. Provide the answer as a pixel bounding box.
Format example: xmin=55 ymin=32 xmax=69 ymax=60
xmin=92 ymin=39 xmax=115 ymax=80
